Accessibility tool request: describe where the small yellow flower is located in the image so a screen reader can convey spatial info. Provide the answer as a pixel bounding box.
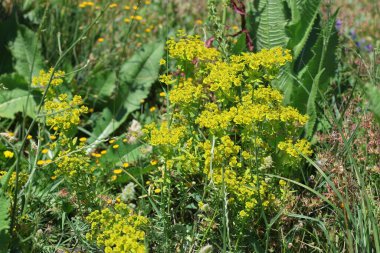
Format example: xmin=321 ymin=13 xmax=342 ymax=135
xmin=91 ymin=153 xmax=101 ymax=158
xmin=116 ymin=197 xmax=121 ymax=203
xmin=89 ymin=108 xmax=94 ymax=113
xmin=79 ymin=137 xmax=87 ymax=142
xmin=159 ymin=92 xmax=166 ymax=97
xmin=124 ymin=18 xmax=131 ymax=23
xmin=122 ymin=138 xmax=128 ymax=143
xmin=27 ymin=135 xmax=32 ymax=140
xmin=51 ymin=175 xmax=57 ymax=180
xmin=124 ymin=5 xmax=130 ymax=10
xmin=50 ymin=135 xmax=57 ymax=140
xmin=109 ymin=3 xmax=118 ymax=8
xmin=37 ymin=160 xmax=45 ymax=166
xmin=53 ymin=126 xmax=58 ymax=131
xmin=140 ymin=99 xmax=145 ymax=104
xmin=279 ymin=179 xmax=287 ymax=186
xmin=113 ymin=169 xmax=123 ymax=174
xmin=113 ymin=144 xmax=119 ymax=149
xmin=145 ymin=28 xmax=151 ymax=33
xmin=159 ymin=59 xmax=166 ymax=65
xmin=97 ymin=37 xmax=104 ymax=43
xmin=123 ymin=162 xmax=129 ymax=168
xmin=100 ymin=150 xmax=107 ymax=155
xmin=145 ymin=0 xmax=151 ymax=4
xmin=133 ymin=5 xmax=138 ymax=10
xmin=109 ymin=139 xmax=115 ymax=144
xmin=154 ymin=188 xmax=161 ymax=194
xmin=150 ymin=160 xmax=158 ymax=165
xmin=41 ymin=149 xmax=49 ymax=154
xmin=111 ymin=175 xmax=117 ymax=181
xmin=3 ymin=150 xmax=14 ymax=158
xmin=134 ymin=15 xmax=143 ymax=21
xmin=149 ymin=106 xmax=156 ymax=112
xmin=195 ymin=19 xmax=203 ymax=25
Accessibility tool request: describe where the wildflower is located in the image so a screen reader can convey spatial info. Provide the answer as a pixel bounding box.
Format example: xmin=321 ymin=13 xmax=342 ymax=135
xmin=149 ymin=106 xmax=156 ymax=112
xmin=159 ymin=92 xmax=166 ymax=97
xmin=159 ymin=59 xmax=166 ymax=65
xmin=50 ymin=135 xmax=57 ymax=140
xmin=154 ymin=188 xmax=161 ymax=194
xmin=79 ymin=137 xmax=87 ymax=142
xmin=121 ymin=182 xmax=136 ymax=201
xmin=100 ymin=150 xmax=107 ymax=155
xmin=145 ymin=28 xmax=151 ymax=33
xmin=133 ymin=5 xmax=138 ymax=10
xmin=150 ymin=160 xmax=158 ymax=165
xmin=145 ymin=0 xmax=151 ymax=4
xmin=113 ymin=169 xmax=123 ymax=174
xmin=123 ymin=162 xmax=129 ymax=168
xmin=279 ymin=179 xmax=287 ymax=186
xmin=124 ymin=18 xmax=131 ymax=23
xmin=124 ymin=5 xmax=130 ymax=10
xmin=111 ymin=175 xmax=117 ymax=181
xmin=3 ymin=150 xmax=14 ymax=159
xmin=195 ymin=19 xmax=203 ymax=25
xmin=41 ymin=149 xmax=49 ymax=154
xmin=51 ymin=176 xmax=57 ymax=180
xmin=97 ymin=37 xmax=104 ymax=43
xmin=37 ymin=160 xmax=45 ymax=166
xmin=112 ymin=144 xmax=119 ymax=149
xmin=27 ymin=135 xmax=32 ymax=140
xmin=109 ymin=139 xmax=115 ymax=144
xmin=109 ymin=3 xmax=118 ymax=8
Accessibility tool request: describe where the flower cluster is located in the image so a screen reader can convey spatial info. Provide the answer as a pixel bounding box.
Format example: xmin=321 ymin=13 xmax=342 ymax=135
xmin=86 ymin=203 xmax=148 ymax=253
xmin=144 ymin=33 xmax=312 ymax=220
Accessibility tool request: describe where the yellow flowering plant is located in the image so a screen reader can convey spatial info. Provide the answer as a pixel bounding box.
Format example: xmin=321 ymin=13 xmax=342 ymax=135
xmin=143 ymin=32 xmax=313 ymax=249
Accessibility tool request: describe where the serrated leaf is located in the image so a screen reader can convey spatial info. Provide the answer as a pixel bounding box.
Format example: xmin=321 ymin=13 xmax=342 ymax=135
xmin=256 ymin=0 xmax=288 ymax=50
xmin=286 ymin=0 xmax=322 ymax=59
xmin=0 ymin=88 xmax=38 ymax=119
xmin=88 ymin=41 xmax=164 ymax=147
xmin=9 ymin=25 xmax=44 ymax=82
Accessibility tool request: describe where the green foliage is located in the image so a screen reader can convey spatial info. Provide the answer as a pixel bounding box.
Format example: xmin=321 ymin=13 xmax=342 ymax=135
xmin=365 ymin=84 xmax=380 ymax=125
xmin=0 ymin=193 xmax=10 ymax=253
xmin=89 ymin=41 xmax=164 ymax=144
xmin=250 ymin=0 xmax=339 ymax=138
xmin=9 ymin=25 xmax=44 ymax=82
xmin=0 ymin=88 xmax=38 ymax=119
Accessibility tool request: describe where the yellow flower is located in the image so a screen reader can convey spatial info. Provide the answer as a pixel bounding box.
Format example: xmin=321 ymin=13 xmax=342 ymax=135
xmin=113 ymin=144 xmax=119 ymax=149
xmin=133 ymin=5 xmax=138 ymax=10
xmin=79 ymin=137 xmax=87 ymax=142
xmin=111 ymin=175 xmax=117 ymax=181
xmin=123 ymin=162 xmax=129 ymax=168
xmin=134 ymin=15 xmax=143 ymax=21
xmin=195 ymin=19 xmax=203 ymax=25
xmin=159 ymin=59 xmax=166 ymax=65
xmin=145 ymin=0 xmax=151 ymax=4
xmin=124 ymin=5 xmax=130 ymax=10
xmin=50 ymin=135 xmax=57 ymax=140
xmin=154 ymin=188 xmax=161 ymax=194
xmin=150 ymin=160 xmax=158 ymax=165
xmin=101 ymin=150 xmax=107 ymax=155
xmin=109 ymin=139 xmax=115 ymax=144
xmin=279 ymin=179 xmax=287 ymax=186
xmin=3 ymin=150 xmax=14 ymax=159
xmin=41 ymin=149 xmax=49 ymax=154
xmin=145 ymin=28 xmax=151 ymax=33
xmin=27 ymin=135 xmax=32 ymax=140
xmin=97 ymin=38 xmax=104 ymax=43
xmin=149 ymin=106 xmax=156 ymax=112
xmin=124 ymin=18 xmax=131 ymax=23
xmin=159 ymin=92 xmax=166 ymax=97
xmin=113 ymin=169 xmax=123 ymax=174
xmin=109 ymin=3 xmax=118 ymax=8
xmin=51 ymin=176 xmax=57 ymax=180
xmin=37 ymin=160 xmax=45 ymax=166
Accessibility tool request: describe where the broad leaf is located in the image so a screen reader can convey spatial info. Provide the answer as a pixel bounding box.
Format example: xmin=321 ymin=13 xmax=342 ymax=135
xmin=256 ymin=0 xmax=288 ymax=50
xmin=365 ymin=84 xmax=380 ymax=125
xmin=0 ymin=88 xmax=38 ymax=119
xmin=88 ymin=41 xmax=164 ymax=146
xmin=9 ymin=25 xmax=44 ymax=82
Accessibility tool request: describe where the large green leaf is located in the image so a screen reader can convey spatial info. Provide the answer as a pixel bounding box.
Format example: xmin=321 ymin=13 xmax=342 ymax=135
xmin=0 ymin=88 xmax=38 ymax=119
xmin=88 ymin=41 xmax=164 ymax=146
xmin=88 ymin=70 xmax=117 ymax=101
xmin=9 ymin=25 xmax=44 ymax=82
xmin=286 ymin=0 xmax=322 ymax=59
xmin=256 ymin=0 xmax=288 ymax=50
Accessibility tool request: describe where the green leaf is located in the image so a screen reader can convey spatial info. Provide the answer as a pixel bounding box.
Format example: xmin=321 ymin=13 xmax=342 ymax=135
xmin=88 ymin=41 xmax=164 ymax=145
xmin=9 ymin=25 xmax=44 ymax=82
xmin=0 ymin=193 xmax=10 ymax=253
xmin=305 ymin=69 xmax=324 ymax=138
xmin=88 ymin=70 xmax=116 ymax=101
xmin=0 ymin=73 xmax=28 ymax=90
xmin=256 ymin=0 xmax=288 ymax=50
xmin=365 ymin=84 xmax=380 ymax=125
xmin=0 ymin=88 xmax=38 ymax=119
xmin=286 ymin=0 xmax=322 ymax=59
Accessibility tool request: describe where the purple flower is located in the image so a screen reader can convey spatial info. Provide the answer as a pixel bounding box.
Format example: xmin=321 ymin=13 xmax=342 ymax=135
xmin=335 ymin=19 xmax=342 ymax=31
xmin=349 ymin=29 xmax=356 ymax=39
xmin=365 ymin=44 xmax=373 ymax=52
